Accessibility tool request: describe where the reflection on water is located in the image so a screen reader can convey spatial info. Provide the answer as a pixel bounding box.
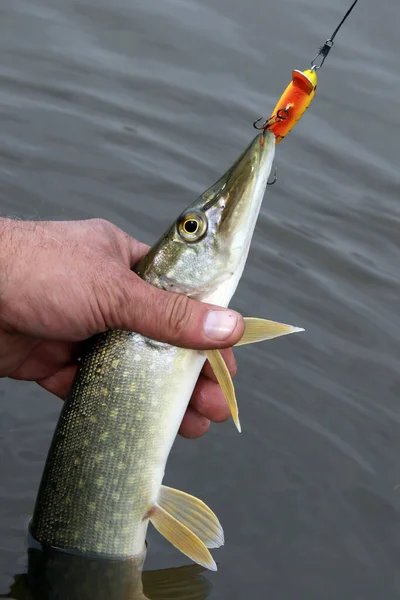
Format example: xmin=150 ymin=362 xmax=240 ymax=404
xmin=0 ymin=546 xmax=211 ymax=600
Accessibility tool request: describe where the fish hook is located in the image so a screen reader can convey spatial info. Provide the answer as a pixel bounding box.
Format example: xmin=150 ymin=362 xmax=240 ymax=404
xmin=253 ymin=104 xmax=291 ymax=133
xmin=253 ymin=116 xmax=269 ymax=130
xmin=267 ymin=166 xmax=278 ymax=186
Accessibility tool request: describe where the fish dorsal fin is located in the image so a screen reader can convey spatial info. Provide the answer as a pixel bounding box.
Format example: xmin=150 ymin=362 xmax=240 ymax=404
xmin=204 ymin=349 xmax=240 ymax=433
xmin=158 ymin=485 xmax=224 ymax=549
xmin=149 ymin=504 xmax=217 ymax=571
xmin=236 ymin=317 xmax=304 ymax=346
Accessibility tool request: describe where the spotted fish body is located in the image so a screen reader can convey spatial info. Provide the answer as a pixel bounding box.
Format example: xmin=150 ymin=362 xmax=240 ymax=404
xmin=30 ymin=131 xmax=279 ymax=568
xmin=31 ymin=332 xmax=206 ymax=556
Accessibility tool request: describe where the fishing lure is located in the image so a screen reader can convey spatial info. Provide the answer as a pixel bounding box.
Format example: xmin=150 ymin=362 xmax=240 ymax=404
xmin=256 ymin=0 xmax=360 ymax=144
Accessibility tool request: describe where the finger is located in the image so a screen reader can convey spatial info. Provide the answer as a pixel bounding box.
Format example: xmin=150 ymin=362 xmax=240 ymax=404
xmin=125 ymin=236 xmax=150 ymax=268
xmin=189 ymin=376 xmax=231 ymax=423
xmin=113 ymin=225 xmax=150 ymax=267
xmin=10 ymin=341 xmax=81 ymax=381
xmin=201 ymin=347 xmax=237 ymax=382
xmin=178 ymin=406 xmax=210 ymax=439
xmin=37 ymin=363 xmax=78 ymax=400
xmin=102 ymin=268 xmax=245 ymax=350
xmin=0 ymin=331 xmax=39 ymax=378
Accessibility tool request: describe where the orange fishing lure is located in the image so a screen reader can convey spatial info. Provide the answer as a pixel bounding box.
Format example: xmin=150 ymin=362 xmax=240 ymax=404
xmin=256 ymin=0 xmax=359 ymax=145
xmin=265 ymin=68 xmax=317 ymax=144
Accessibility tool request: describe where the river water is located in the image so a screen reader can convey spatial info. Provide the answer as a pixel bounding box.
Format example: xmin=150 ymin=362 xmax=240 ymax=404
xmin=1 ymin=0 xmax=400 ymax=598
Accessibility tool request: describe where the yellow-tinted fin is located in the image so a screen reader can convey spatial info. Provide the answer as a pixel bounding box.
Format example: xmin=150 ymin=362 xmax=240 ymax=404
xmin=159 ymin=485 xmax=224 ymax=549
xmin=235 ymin=317 xmax=305 ymax=346
xmin=204 ymin=349 xmax=240 ymax=433
xmin=149 ymin=504 xmax=217 ymax=571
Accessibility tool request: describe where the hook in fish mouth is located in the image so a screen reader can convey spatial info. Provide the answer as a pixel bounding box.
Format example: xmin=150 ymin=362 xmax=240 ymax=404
xmin=253 ymin=116 xmax=268 ymax=130
xmin=267 ymin=165 xmax=278 ymax=186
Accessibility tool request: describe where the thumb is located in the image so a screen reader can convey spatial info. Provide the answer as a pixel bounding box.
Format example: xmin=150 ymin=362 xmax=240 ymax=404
xmin=103 ymin=269 xmax=245 ymax=350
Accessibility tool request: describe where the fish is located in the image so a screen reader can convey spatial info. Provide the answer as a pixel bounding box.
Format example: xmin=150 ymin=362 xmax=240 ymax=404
xmin=29 ymin=128 xmax=304 ymax=571
xmin=0 ymin=545 xmax=212 ymax=600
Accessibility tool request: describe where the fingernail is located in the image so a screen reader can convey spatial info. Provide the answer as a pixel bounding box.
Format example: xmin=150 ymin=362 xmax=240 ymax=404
xmin=204 ymin=310 xmax=238 ymax=341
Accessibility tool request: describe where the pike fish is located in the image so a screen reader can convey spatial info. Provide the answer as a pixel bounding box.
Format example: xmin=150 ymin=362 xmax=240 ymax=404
xmin=30 ymin=129 xmax=303 ymax=571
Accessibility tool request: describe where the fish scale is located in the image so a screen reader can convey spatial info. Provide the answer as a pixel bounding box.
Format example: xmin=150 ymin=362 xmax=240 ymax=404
xmin=31 ymin=330 xmax=204 ymax=556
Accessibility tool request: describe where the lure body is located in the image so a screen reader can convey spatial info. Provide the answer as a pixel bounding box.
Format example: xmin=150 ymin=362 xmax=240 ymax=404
xmin=267 ymin=68 xmax=317 ymax=144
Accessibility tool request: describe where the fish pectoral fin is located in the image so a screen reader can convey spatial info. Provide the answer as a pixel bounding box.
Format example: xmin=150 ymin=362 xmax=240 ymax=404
xmin=149 ymin=503 xmax=217 ymax=571
xmin=159 ymin=485 xmax=224 ymax=549
xmin=204 ymin=349 xmax=240 ymax=433
xmin=204 ymin=319 xmax=304 ymax=432
xmin=235 ymin=317 xmax=305 ymax=347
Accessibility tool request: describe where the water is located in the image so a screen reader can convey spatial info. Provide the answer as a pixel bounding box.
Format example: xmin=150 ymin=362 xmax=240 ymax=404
xmin=1 ymin=0 xmax=400 ymax=597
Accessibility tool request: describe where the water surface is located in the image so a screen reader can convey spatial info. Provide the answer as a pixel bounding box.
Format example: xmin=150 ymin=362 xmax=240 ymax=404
xmin=1 ymin=0 xmax=400 ymax=597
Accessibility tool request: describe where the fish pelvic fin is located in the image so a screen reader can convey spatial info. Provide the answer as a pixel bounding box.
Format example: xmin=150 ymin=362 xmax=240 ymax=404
xmin=149 ymin=501 xmax=217 ymax=571
xmin=235 ymin=317 xmax=305 ymax=347
xmin=204 ymin=349 xmax=240 ymax=433
xmin=158 ymin=485 xmax=224 ymax=549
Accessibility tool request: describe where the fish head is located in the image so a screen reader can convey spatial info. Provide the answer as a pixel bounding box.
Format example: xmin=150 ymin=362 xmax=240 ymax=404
xmin=135 ymin=130 xmax=275 ymax=307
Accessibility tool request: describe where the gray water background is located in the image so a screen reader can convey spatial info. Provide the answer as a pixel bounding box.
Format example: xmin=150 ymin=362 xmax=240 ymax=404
xmin=1 ymin=0 xmax=400 ymax=597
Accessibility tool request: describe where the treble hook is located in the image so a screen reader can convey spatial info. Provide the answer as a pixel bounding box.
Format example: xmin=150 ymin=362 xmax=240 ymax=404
xmin=253 ymin=116 xmax=269 ymax=130
xmin=253 ymin=103 xmax=292 ymax=133
xmin=267 ymin=166 xmax=278 ymax=186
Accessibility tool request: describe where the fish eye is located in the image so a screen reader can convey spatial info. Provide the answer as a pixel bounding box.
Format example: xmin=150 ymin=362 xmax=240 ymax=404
xmin=178 ymin=212 xmax=207 ymax=242
xmin=183 ymin=219 xmax=198 ymax=234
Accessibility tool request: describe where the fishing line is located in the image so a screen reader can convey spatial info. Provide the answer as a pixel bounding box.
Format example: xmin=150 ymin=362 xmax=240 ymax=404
xmin=253 ymin=0 xmax=362 ymax=148
xmin=311 ymin=0 xmax=360 ymax=69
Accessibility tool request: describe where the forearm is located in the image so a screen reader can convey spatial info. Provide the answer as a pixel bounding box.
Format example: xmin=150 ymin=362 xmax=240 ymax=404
xmin=0 ymin=218 xmax=15 ymax=309
xmin=0 ymin=218 xmax=39 ymax=325
xmin=0 ymin=218 xmax=29 ymax=373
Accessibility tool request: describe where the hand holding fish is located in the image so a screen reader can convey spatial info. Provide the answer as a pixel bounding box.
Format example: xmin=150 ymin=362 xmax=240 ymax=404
xmin=0 ymin=217 xmax=242 ymax=438
xmin=0 ymin=0 xmax=359 ymax=574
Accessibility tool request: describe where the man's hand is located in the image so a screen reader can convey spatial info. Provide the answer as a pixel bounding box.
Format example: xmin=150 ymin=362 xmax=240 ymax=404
xmin=0 ymin=218 xmax=244 ymax=438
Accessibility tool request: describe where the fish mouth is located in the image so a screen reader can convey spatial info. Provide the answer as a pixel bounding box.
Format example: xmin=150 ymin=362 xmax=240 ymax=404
xmin=193 ymin=129 xmax=275 ymax=306
xmin=228 ymin=128 xmax=275 ymax=178
xmin=201 ymin=129 xmax=275 ymax=211
xmin=215 ymin=129 xmax=275 ymax=241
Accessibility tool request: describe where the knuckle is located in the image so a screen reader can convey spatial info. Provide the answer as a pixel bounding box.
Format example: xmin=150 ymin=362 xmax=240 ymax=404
xmin=90 ymin=218 xmax=117 ymax=237
xmin=90 ymin=217 xmax=109 ymax=229
xmin=166 ymin=293 xmax=194 ymax=339
xmin=88 ymin=219 xmax=125 ymax=257
xmin=93 ymin=268 xmax=129 ymax=330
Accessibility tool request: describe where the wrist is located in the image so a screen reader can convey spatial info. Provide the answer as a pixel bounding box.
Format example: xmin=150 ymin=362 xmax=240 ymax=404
xmin=0 ymin=218 xmax=34 ymax=328
xmin=0 ymin=218 xmax=15 ymax=302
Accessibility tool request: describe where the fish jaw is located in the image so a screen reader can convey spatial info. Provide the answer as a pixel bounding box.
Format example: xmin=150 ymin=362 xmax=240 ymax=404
xmin=135 ymin=130 xmax=275 ymax=306
xmin=202 ymin=130 xmax=275 ymax=307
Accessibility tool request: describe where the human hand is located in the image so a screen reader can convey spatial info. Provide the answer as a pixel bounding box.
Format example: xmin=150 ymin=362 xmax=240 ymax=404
xmin=0 ymin=218 xmax=244 ymax=438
